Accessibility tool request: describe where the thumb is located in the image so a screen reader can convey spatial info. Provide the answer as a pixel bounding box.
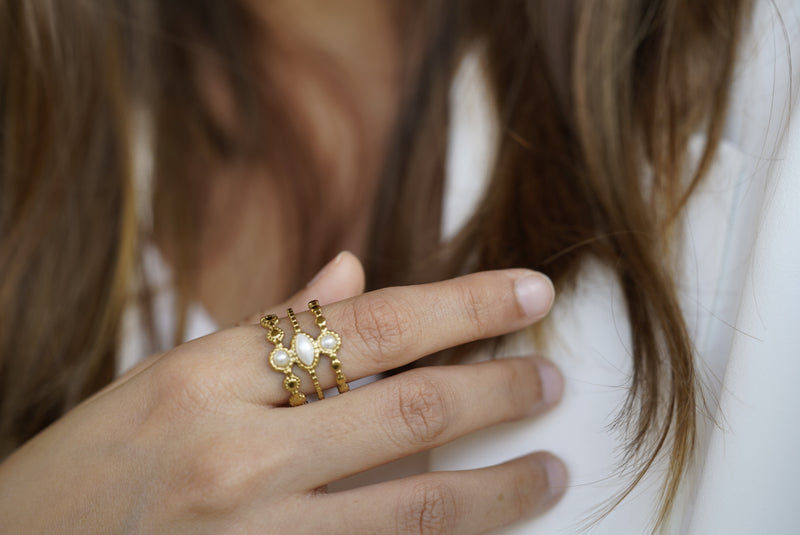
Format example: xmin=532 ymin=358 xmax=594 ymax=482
xmin=241 ymin=251 xmax=365 ymax=325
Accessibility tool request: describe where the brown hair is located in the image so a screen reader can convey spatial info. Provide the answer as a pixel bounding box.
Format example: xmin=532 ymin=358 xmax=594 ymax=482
xmin=369 ymin=0 xmax=752 ymax=527
xmin=0 ymin=0 xmax=753 ymax=529
xmin=0 ymin=0 xmax=136 ymax=454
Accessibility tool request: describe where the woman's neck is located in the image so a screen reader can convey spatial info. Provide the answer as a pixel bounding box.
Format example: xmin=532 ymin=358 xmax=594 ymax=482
xmin=251 ymin=0 xmax=402 ymax=65
xmin=190 ymin=0 xmax=405 ymax=326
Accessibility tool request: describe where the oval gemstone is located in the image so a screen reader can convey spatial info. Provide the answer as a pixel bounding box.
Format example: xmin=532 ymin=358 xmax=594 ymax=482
xmin=295 ymin=333 xmax=316 ymax=366
xmin=272 ymin=350 xmax=290 ymax=368
xmin=321 ymin=334 xmax=338 ymax=350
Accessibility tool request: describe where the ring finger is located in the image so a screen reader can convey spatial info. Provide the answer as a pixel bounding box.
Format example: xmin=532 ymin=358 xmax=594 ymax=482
xmin=307 ymin=452 xmax=567 ymax=535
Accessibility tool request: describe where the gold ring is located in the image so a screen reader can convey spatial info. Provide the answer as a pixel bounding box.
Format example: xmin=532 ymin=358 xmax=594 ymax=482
xmin=261 ymin=314 xmax=307 ymax=406
xmin=286 ymin=307 xmax=325 ymax=400
xmin=261 ymin=300 xmax=348 ymax=406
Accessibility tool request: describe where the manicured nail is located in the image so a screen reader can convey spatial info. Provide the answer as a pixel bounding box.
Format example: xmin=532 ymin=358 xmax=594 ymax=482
xmin=306 ymin=251 xmax=345 ymax=288
xmin=514 ymin=273 xmax=555 ymax=319
xmin=535 ymin=358 xmax=563 ymax=407
xmin=542 ymin=454 xmax=568 ymax=505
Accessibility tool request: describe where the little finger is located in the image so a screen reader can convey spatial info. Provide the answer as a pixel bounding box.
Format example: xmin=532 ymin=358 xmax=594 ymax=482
xmin=309 ymin=452 xmax=567 ymax=535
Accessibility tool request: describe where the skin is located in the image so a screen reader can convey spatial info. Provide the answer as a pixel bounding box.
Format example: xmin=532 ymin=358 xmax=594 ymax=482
xmin=0 ymin=256 xmax=566 ymax=533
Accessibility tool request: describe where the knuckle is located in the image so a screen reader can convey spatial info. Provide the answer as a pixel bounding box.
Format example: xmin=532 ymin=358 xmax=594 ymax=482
xmin=151 ymin=351 xmax=226 ymax=417
xmin=152 ymin=354 xmax=194 ymax=399
xmin=397 ymin=481 xmax=458 ymax=535
xmin=385 ymin=373 xmax=454 ymax=448
xmin=350 ymin=293 xmax=410 ymax=361
xmin=457 ymin=283 xmax=491 ymax=334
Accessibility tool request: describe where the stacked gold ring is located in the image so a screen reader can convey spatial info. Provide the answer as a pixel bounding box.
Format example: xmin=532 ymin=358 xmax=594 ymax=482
xmin=261 ymin=300 xmax=348 ymax=406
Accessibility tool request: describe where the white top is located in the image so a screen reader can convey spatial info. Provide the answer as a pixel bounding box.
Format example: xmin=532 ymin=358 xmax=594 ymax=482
xmin=121 ymin=3 xmax=800 ymax=532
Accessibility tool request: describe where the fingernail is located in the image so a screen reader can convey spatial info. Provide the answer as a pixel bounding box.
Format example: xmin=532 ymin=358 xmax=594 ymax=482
xmin=536 ymin=358 xmax=563 ymax=407
xmin=514 ymin=273 xmax=555 ymax=319
xmin=306 ymin=251 xmax=345 ymax=288
xmin=542 ymin=454 xmax=568 ymax=505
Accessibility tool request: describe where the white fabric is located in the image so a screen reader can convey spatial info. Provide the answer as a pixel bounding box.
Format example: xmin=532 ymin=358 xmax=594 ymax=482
xmin=686 ymin=78 xmax=800 ymax=535
xmin=443 ymin=47 xmax=498 ymax=241
xmin=431 ymin=2 xmax=800 ymax=534
xmin=118 ymin=244 xmax=218 ymax=372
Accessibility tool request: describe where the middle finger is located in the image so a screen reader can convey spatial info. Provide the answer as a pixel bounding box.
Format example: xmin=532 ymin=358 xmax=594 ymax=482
xmin=278 ymin=356 xmax=562 ymax=490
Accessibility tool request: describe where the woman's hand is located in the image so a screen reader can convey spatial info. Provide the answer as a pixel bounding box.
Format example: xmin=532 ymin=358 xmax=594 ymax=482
xmin=0 ymin=255 xmax=565 ymax=534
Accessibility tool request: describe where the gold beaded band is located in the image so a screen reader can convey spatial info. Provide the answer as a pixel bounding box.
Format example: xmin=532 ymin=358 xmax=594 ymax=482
xmin=309 ymin=300 xmax=349 ymax=393
xmin=261 ymin=314 xmax=307 ymax=407
xmin=261 ymin=300 xmax=348 ymax=406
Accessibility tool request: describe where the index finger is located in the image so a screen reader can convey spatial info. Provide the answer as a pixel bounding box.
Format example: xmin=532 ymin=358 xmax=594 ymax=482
xmin=320 ymin=268 xmax=553 ymax=372
xmin=175 ymin=269 xmax=554 ymax=405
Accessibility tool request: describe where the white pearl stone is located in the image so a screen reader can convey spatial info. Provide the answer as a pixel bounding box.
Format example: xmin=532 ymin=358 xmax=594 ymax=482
xmin=272 ymin=350 xmax=290 ymax=368
xmin=295 ymin=333 xmax=316 ymax=366
xmin=321 ymin=334 xmax=338 ymax=350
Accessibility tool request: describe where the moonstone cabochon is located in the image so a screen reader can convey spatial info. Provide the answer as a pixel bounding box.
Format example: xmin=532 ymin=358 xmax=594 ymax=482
xmin=295 ymin=333 xmax=317 ymax=367
xmin=321 ymin=333 xmax=338 ymax=350
xmin=271 ymin=349 xmax=291 ymax=368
